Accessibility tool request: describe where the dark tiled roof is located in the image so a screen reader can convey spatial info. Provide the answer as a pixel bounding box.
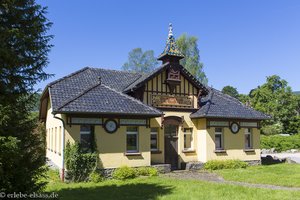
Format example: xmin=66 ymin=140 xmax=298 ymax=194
xmin=48 ymin=67 xmax=161 ymax=116
xmin=190 ymin=88 xmax=270 ymax=120
xmin=57 ymin=83 xmax=161 ymax=116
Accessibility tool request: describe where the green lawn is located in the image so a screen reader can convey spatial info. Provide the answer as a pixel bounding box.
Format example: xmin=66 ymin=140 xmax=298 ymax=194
xmin=45 ymin=169 xmax=300 ymax=200
xmin=216 ymin=163 xmax=300 ymax=187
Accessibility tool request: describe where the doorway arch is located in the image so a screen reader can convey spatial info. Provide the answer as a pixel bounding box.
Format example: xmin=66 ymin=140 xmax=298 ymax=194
xmin=163 ymin=116 xmax=182 ymax=169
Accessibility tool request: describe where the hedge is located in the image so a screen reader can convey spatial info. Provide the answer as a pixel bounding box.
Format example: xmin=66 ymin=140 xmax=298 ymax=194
xmin=260 ymin=134 xmax=300 ymax=152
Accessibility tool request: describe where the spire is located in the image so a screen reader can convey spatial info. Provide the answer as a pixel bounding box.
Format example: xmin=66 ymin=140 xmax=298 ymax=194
xmin=158 ymin=23 xmax=184 ymax=61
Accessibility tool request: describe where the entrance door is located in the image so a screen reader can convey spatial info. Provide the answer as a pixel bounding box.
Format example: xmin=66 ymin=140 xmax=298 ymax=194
xmin=164 ymin=123 xmax=179 ymax=169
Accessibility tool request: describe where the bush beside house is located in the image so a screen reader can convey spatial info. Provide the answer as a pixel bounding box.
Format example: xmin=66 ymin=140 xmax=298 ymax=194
xmin=204 ymin=160 xmax=248 ymax=170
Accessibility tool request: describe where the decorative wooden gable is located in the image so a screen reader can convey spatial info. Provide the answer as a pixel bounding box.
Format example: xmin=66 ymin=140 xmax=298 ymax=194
xmin=166 ymin=64 xmax=181 ymax=94
xmin=142 ymin=66 xmax=199 ymax=109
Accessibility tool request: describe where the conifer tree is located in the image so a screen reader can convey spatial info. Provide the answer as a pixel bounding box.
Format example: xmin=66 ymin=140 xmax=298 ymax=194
xmin=0 ymin=0 xmax=52 ymax=192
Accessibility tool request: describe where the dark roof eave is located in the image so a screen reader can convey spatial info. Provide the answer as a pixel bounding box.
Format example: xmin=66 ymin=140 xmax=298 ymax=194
xmin=52 ymin=110 xmax=162 ymax=118
xmin=190 ymin=114 xmax=271 ymax=120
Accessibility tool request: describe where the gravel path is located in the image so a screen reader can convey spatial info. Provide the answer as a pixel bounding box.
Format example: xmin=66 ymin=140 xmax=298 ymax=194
xmin=162 ymin=170 xmax=300 ymax=191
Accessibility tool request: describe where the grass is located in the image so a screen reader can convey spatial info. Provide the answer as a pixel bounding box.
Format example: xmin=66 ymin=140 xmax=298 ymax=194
xmin=216 ymin=163 xmax=300 ymax=187
xmin=45 ymin=169 xmax=300 ymax=200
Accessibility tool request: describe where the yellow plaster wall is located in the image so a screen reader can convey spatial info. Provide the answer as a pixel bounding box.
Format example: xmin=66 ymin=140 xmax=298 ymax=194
xmin=64 ymin=123 xmax=151 ymax=169
xmin=97 ymin=125 xmax=151 ymax=168
xmin=45 ymin=98 xmax=64 ymax=169
xmin=206 ymin=126 xmax=261 ymax=161
xmin=196 ymin=118 xmax=208 ymax=162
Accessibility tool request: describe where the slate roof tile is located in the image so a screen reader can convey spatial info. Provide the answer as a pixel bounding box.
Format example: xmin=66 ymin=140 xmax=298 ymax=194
xmin=190 ymin=88 xmax=270 ymax=120
xmin=57 ymin=83 xmax=161 ymax=116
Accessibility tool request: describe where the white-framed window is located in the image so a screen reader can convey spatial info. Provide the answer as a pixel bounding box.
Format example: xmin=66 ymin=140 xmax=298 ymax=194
xmin=80 ymin=125 xmax=92 ymax=152
xmin=215 ymin=128 xmax=224 ymax=150
xmin=58 ymin=126 xmax=62 ymax=154
xmin=54 ymin=127 xmax=57 ymax=153
xmin=150 ymin=128 xmax=158 ymax=151
xmin=46 ymin=129 xmax=49 ymax=149
xmin=244 ymin=128 xmax=252 ymax=149
xmin=51 ymin=128 xmax=53 ymax=151
xmin=184 ymin=128 xmax=193 ymax=150
xmin=126 ymin=127 xmax=138 ymax=152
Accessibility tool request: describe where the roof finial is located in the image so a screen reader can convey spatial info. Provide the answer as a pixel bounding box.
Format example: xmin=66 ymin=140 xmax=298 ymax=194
xmin=168 ymin=23 xmax=173 ymax=36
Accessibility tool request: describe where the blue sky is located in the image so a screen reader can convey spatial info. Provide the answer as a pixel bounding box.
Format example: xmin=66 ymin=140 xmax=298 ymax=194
xmin=36 ymin=0 xmax=300 ymax=94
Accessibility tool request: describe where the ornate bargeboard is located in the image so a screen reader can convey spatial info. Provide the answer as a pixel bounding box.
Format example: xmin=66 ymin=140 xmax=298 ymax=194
xmin=152 ymin=94 xmax=193 ymax=108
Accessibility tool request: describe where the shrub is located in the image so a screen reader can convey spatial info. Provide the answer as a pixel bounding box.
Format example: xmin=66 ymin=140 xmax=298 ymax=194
xmin=89 ymin=171 xmax=103 ymax=183
xmin=204 ymin=160 xmax=248 ymax=170
xmin=147 ymin=167 xmax=158 ymax=177
xmin=113 ymin=166 xmax=136 ymax=180
xmin=261 ymin=134 xmax=300 ymax=152
xmin=65 ymin=141 xmax=97 ymax=182
xmin=135 ymin=167 xmax=158 ymax=177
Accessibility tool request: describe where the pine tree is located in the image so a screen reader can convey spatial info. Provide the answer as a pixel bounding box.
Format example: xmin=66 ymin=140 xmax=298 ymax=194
xmin=0 ymin=0 xmax=52 ymax=192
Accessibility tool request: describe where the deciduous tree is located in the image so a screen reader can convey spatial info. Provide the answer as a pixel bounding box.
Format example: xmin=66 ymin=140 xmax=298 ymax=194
xmin=176 ymin=34 xmax=208 ymax=84
xmin=249 ymin=75 xmax=299 ymax=134
xmin=222 ymin=85 xmax=239 ymax=99
xmin=122 ymin=48 xmax=158 ymax=73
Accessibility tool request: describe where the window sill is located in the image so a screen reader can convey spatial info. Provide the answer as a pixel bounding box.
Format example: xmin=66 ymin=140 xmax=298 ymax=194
xmin=124 ymin=152 xmax=141 ymax=156
xmin=151 ymin=150 xmax=162 ymax=154
xmin=244 ymin=149 xmax=255 ymax=152
xmin=214 ymin=149 xmax=226 ymax=153
xmin=182 ymin=149 xmax=196 ymax=153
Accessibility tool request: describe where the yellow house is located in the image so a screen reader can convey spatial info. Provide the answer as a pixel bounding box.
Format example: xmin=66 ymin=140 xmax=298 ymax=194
xmin=39 ymin=24 xmax=269 ymax=180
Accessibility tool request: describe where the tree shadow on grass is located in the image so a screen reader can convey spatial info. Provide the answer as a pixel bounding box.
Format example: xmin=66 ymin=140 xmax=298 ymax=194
xmin=56 ymin=182 xmax=174 ymax=200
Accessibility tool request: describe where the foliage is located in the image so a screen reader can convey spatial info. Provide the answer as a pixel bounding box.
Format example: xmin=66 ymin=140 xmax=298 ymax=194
xmin=122 ymin=48 xmax=158 ymax=73
xmin=249 ymin=75 xmax=300 ymax=134
xmin=221 ymin=85 xmax=239 ymax=99
xmin=0 ymin=0 xmax=52 ymax=193
xmin=65 ymin=142 xmax=97 ymax=182
xmin=135 ymin=167 xmax=158 ymax=177
xmin=176 ymin=33 xmax=208 ymax=85
xmin=204 ymin=160 xmax=248 ymax=170
xmin=45 ymin=169 xmax=300 ymax=200
xmin=216 ymin=163 xmax=300 ymax=188
xmin=260 ymin=134 xmax=300 ymax=152
xmin=238 ymin=93 xmax=251 ymax=105
xmin=260 ymin=123 xmax=283 ymax=136
xmin=112 ymin=166 xmax=137 ymax=180
xmin=89 ymin=171 xmax=103 ymax=183
xmin=0 ymin=136 xmax=21 ymax=192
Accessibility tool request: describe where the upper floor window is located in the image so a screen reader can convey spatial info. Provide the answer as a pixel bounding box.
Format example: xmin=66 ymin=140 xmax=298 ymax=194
xmin=184 ymin=128 xmax=193 ymax=150
xmin=168 ymin=69 xmax=180 ymax=81
xmin=126 ymin=127 xmax=138 ymax=153
xmin=215 ymin=128 xmax=224 ymax=150
xmin=244 ymin=128 xmax=252 ymax=149
xmin=150 ymin=128 xmax=158 ymax=151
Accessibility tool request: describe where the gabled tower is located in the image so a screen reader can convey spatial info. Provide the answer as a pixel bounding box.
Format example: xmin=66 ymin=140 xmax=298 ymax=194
xmin=158 ymin=23 xmax=185 ymax=94
xmin=158 ymin=23 xmax=185 ymax=64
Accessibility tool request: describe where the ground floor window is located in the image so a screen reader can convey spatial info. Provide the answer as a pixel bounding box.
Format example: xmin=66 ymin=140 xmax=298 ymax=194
xmin=184 ymin=128 xmax=193 ymax=150
xmin=151 ymin=128 xmax=158 ymax=151
xmin=80 ymin=125 xmax=93 ymax=152
xmin=215 ymin=128 xmax=224 ymax=150
xmin=245 ymin=128 xmax=252 ymax=149
xmin=126 ymin=127 xmax=138 ymax=152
